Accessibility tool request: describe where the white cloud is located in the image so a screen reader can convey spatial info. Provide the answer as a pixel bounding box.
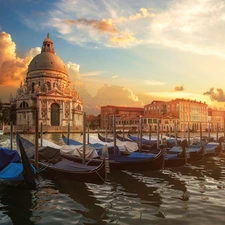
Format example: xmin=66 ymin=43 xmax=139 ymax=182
xmin=81 ymin=71 xmax=106 ymax=77
xmin=25 ymin=47 xmax=41 ymax=57
xmin=40 ymin=0 xmax=225 ymax=58
xmin=146 ymin=80 xmax=166 ymax=86
xmin=148 ymin=0 xmax=225 ymax=58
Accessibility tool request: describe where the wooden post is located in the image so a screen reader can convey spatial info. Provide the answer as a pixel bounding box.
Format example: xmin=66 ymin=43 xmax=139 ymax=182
xmin=157 ymin=119 xmax=160 ymax=149
xmin=113 ymin=115 xmax=117 ymax=155
xmin=200 ymin=122 xmax=202 ymax=144
xmin=122 ymin=123 xmax=125 ymax=141
xmin=34 ymin=108 xmax=39 ymax=170
xmin=160 ymin=123 xmax=163 ymax=144
xmin=40 ymin=122 xmax=43 ymax=147
xmin=105 ymin=114 xmax=108 ymax=140
xmin=67 ymin=122 xmax=70 ymax=145
xmin=216 ymin=123 xmax=219 ymax=141
xmin=10 ymin=121 xmax=13 ymax=150
xmin=82 ymin=112 xmax=86 ymax=164
xmin=169 ymin=123 xmax=171 ymax=139
xmin=208 ymin=122 xmax=211 ymax=141
xmin=175 ymin=121 xmax=178 ymax=146
xmin=87 ymin=120 xmax=90 ymax=144
xmin=188 ymin=121 xmax=190 ymax=145
xmin=149 ymin=124 xmax=151 ymax=141
xmin=139 ymin=117 xmax=143 ymax=152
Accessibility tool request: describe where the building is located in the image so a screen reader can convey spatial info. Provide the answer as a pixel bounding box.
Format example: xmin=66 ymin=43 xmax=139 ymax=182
xmin=144 ymin=99 xmax=208 ymax=132
xmin=208 ymin=108 xmax=225 ymax=131
xmin=100 ymin=105 xmax=144 ymax=131
xmin=12 ymin=34 xmax=83 ymax=133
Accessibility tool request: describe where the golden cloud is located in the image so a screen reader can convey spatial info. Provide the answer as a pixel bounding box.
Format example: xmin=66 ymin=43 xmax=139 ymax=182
xmin=116 ymin=8 xmax=155 ymax=22
xmin=0 ymin=32 xmax=34 ymax=87
xmin=174 ymin=85 xmax=184 ymax=91
xmin=110 ymin=32 xmax=140 ymax=46
xmin=63 ymin=18 xmax=118 ymax=34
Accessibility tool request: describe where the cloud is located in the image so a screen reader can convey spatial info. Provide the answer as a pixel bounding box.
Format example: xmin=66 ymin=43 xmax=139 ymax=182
xmin=109 ymin=32 xmax=140 ymax=47
xmin=81 ymin=71 xmax=106 ymax=77
xmin=147 ymin=91 xmax=209 ymax=103
xmin=62 ymin=16 xmax=140 ymax=47
xmin=66 ymin=62 xmax=81 ymax=81
xmin=43 ymin=1 xmax=150 ymax=47
xmin=38 ymin=0 xmax=225 ymax=57
xmin=174 ymin=85 xmax=184 ymax=91
xmin=63 ymin=18 xmax=119 ymax=34
xmin=146 ymin=80 xmax=166 ymax=86
xmin=148 ymin=0 xmax=225 ymax=58
xmin=203 ymin=88 xmax=225 ymax=102
xmin=76 ymin=84 xmax=144 ymax=115
xmin=25 ymin=47 xmax=41 ymax=57
xmin=0 ymin=32 xmax=35 ymax=86
xmin=115 ymin=8 xmax=155 ymax=22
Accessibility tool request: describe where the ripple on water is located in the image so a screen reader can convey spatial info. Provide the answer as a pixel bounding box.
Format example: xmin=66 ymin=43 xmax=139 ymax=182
xmin=1 ymin=134 xmax=225 ymax=225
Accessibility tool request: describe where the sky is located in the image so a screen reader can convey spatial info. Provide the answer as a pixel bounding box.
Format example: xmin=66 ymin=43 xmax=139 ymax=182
xmin=1 ymin=0 xmax=225 ymax=115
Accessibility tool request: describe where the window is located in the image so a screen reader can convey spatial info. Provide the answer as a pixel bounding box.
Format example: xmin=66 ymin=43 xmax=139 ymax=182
xmin=20 ymin=102 xmax=29 ymax=108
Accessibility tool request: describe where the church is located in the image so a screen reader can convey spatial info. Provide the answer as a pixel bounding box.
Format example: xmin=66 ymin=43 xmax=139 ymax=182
xmin=14 ymin=34 xmax=83 ymax=132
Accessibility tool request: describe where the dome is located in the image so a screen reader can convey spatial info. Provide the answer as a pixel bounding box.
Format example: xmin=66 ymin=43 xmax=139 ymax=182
xmin=28 ymin=52 xmax=68 ymax=75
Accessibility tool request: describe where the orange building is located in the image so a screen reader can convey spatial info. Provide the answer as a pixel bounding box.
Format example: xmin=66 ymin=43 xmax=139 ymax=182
xmin=100 ymin=105 xmax=143 ymax=131
xmin=208 ymin=108 xmax=225 ymax=131
xmin=144 ymin=99 xmax=208 ymax=132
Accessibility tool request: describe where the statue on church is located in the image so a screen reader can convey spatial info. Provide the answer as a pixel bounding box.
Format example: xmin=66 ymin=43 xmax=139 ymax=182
xmin=34 ymin=82 xmax=40 ymax=93
xmin=44 ymin=82 xmax=49 ymax=92
xmin=22 ymin=83 xmax=27 ymax=94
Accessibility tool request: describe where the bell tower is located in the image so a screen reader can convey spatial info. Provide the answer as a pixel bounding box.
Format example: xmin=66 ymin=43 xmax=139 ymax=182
xmin=41 ymin=33 xmax=55 ymax=54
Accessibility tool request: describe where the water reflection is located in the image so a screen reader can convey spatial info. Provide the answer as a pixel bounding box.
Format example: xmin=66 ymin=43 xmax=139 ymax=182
xmin=0 ymin=186 xmax=34 ymax=225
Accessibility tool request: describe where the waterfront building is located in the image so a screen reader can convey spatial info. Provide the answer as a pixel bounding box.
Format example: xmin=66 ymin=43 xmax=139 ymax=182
xmin=12 ymin=34 xmax=83 ymax=133
xmin=144 ymin=99 xmax=208 ymax=132
xmin=100 ymin=105 xmax=144 ymax=131
xmin=208 ymin=108 xmax=225 ymax=131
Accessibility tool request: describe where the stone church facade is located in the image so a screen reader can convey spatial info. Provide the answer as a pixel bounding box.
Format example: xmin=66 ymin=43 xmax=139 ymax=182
xmin=14 ymin=34 xmax=83 ymax=132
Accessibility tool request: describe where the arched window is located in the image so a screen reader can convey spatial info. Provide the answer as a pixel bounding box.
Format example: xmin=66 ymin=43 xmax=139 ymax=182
xmin=51 ymin=103 xmax=60 ymax=126
xmin=32 ymin=83 xmax=35 ymax=93
xmin=76 ymin=105 xmax=81 ymax=111
xmin=20 ymin=101 xmax=29 ymax=108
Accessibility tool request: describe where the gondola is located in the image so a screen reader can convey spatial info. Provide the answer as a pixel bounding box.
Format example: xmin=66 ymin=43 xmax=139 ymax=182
xmin=99 ymin=133 xmax=187 ymax=168
xmin=116 ymin=133 xmax=158 ymax=151
xmin=0 ymin=138 xmax=36 ymax=188
xmin=16 ymin=134 xmax=107 ymax=185
xmin=200 ymin=137 xmax=223 ymax=157
xmin=61 ymin=135 xmax=164 ymax=171
xmin=168 ymin=144 xmax=205 ymax=163
xmin=127 ymin=133 xmax=181 ymax=147
xmin=98 ymin=133 xmax=113 ymax=143
xmin=166 ymin=139 xmax=205 ymax=164
xmin=62 ymin=134 xmax=122 ymax=155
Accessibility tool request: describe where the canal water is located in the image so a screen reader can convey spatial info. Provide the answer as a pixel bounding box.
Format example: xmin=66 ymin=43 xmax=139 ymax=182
xmin=0 ymin=133 xmax=225 ymax=225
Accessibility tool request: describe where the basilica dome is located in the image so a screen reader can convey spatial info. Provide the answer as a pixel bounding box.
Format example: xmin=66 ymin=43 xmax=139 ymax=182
xmin=28 ymin=52 xmax=68 ymax=75
xmin=27 ymin=33 xmax=68 ymax=75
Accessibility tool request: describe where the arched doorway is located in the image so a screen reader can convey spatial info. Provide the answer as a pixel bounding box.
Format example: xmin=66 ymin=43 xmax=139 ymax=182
xmin=51 ymin=103 xmax=60 ymax=126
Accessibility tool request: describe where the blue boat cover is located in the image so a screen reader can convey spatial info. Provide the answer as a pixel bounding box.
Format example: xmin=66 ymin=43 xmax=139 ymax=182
xmin=0 ymin=163 xmax=33 ymax=181
xmin=62 ymin=135 xmax=82 ymax=145
xmin=167 ymin=154 xmax=179 ymax=159
xmin=0 ymin=148 xmax=21 ymax=170
xmin=127 ymin=152 xmax=156 ymax=159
